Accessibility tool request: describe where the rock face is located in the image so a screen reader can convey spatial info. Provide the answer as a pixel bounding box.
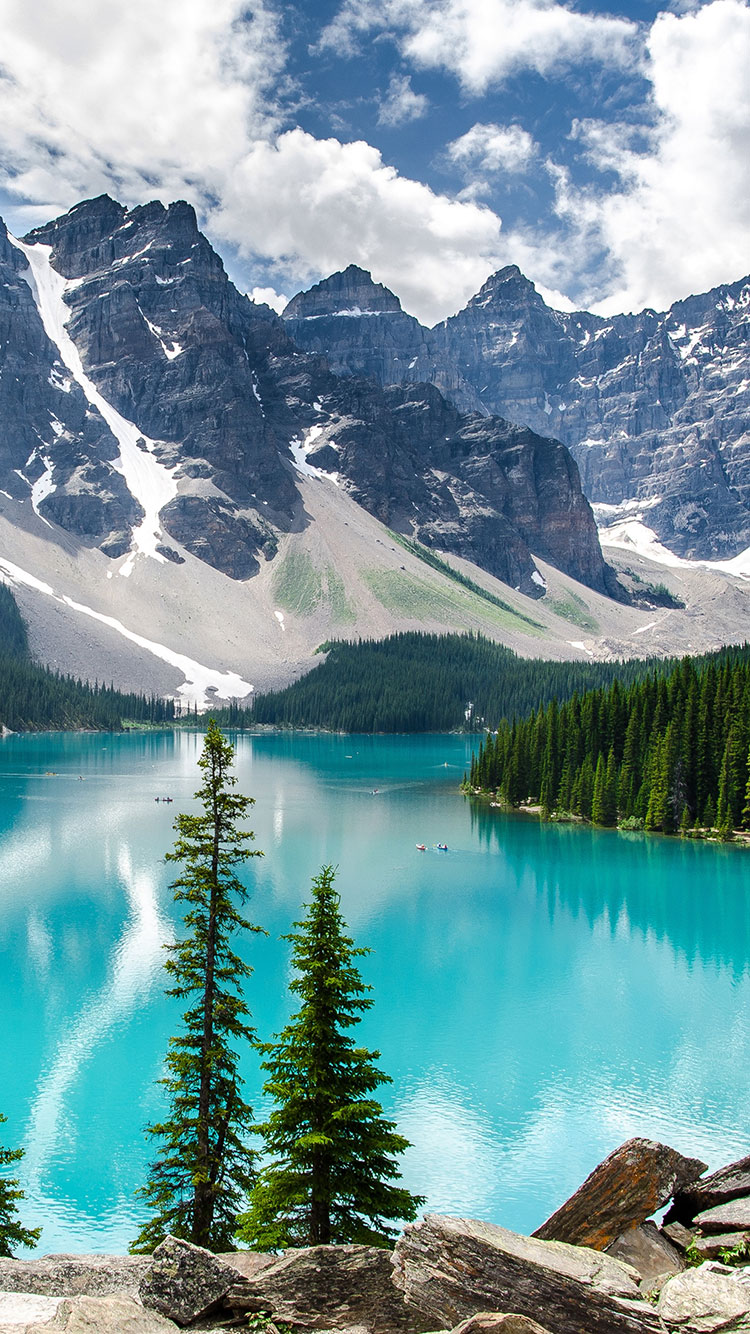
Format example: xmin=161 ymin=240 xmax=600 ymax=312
xmin=532 ymin=1138 xmax=707 ymax=1249
xmin=606 ymin=1223 xmax=685 ymax=1287
xmin=0 ymin=198 xmax=613 ymax=600
xmin=138 ymin=1235 xmax=244 ymax=1326
xmin=449 ymin=1316 xmax=553 ymax=1334
xmin=0 ymin=1253 xmax=149 ymax=1297
xmin=669 ymin=1156 xmax=750 ymax=1223
xmin=391 ymin=1214 xmax=662 ymax=1333
xmin=657 ymin=1262 xmax=750 ymax=1333
xmin=286 ymin=262 xmax=750 ymax=560
xmin=229 ymin=1242 xmax=429 ymax=1332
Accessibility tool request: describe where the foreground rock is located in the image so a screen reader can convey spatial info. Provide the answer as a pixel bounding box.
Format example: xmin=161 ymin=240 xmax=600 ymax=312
xmin=1 ymin=1294 xmax=178 ymax=1333
xmin=229 ymin=1243 xmax=429 ymax=1333
xmin=533 ymin=1139 xmax=707 ymax=1250
xmin=449 ymin=1316 xmax=553 ymax=1334
xmin=391 ymin=1214 xmax=663 ymax=1333
xmin=0 ymin=1254 xmax=149 ymax=1298
xmin=139 ymin=1236 xmax=244 ymax=1326
xmin=606 ymin=1223 xmax=685 ymax=1288
xmin=668 ymin=1156 xmax=750 ymax=1225
xmin=694 ymin=1199 xmax=750 ymax=1236
xmin=657 ymin=1262 xmax=750 ymax=1332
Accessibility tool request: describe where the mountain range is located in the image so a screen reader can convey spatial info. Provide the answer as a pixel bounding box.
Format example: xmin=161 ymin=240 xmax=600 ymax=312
xmin=0 ymin=194 xmax=748 ymax=707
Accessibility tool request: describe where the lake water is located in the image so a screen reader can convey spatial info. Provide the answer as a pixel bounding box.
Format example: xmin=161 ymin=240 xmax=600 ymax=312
xmin=1 ymin=729 xmax=749 ymax=1254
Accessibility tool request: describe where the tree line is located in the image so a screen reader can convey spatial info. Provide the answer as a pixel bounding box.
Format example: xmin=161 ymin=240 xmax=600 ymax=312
xmin=0 ymin=584 xmax=175 ymax=730
xmin=467 ymin=643 xmax=750 ymax=836
xmin=216 ymin=632 xmax=674 ymax=733
xmin=2 ymin=724 xmax=422 ymax=1256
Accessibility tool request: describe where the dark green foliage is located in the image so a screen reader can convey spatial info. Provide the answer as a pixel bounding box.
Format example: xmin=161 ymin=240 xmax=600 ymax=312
xmin=237 ymin=865 xmax=423 ymax=1250
xmin=469 ymin=644 xmax=750 ymax=837
xmin=0 ymin=1114 xmax=41 ymax=1256
xmin=131 ymin=723 xmax=264 ymax=1253
xmin=0 ymin=584 xmax=175 ymax=730
xmin=215 ymin=633 xmax=672 ymax=733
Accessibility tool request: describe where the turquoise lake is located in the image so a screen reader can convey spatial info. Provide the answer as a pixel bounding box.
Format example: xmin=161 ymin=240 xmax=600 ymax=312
xmin=1 ymin=729 xmax=749 ymax=1254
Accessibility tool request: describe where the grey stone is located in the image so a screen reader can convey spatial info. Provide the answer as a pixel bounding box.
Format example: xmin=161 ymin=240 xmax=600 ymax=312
xmin=658 ymin=1262 xmax=750 ymax=1332
xmin=35 ymin=1294 xmax=178 ymax=1332
xmin=662 ymin=1224 xmax=697 ymax=1254
xmin=0 ymin=1291 xmax=63 ymax=1331
xmin=449 ymin=1315 xmax=554 ymax=1334
xmin=139 ymin=1236 xmax=244 ymax=1326
xmin=607 ymin=1223 xmax=685 ymax=1286
xmin=0 ymin=1255 xmax=149 ymax=1298
xmin=694 ymin=1200 xmax=750 ymax=1235
xmin=533 ymin=1138 xmax=707 ymax=1250
xmin=669 ymin=1156 xmax=750 ymax=1224
xmin=238 ymin=1243 xmax=428 ymax=1334
xmin=391 ymin=1213 xmax=663 ymax=1333
xmin=694 ymin=1233 xmax=750 ymax=1261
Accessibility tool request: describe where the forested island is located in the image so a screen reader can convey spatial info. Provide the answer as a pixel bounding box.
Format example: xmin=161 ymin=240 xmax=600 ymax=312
xmin=215 ymin=632 xmax=672 ymax=733
xmin=0 ymin=585 xmax=175 ymax=731
xmin=467 ymin=644 xmax=750 ymax=838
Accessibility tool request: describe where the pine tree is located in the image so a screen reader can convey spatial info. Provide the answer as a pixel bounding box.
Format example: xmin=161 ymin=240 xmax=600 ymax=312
xmin=0 ymin=1115 xmax=40 ymax=1256
xmin=131 ymin=722 xmax=264 ymax=1253
xmin=237 ymin=865 xmax=424 ymax=1250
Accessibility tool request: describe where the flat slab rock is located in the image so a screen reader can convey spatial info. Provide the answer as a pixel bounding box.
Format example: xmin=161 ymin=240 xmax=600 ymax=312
xmin=533 ymin=1139 xmax=707 ymax=1250
xmin=669 ymin=1156 xmax=750 ymax=1222
xmin=606 ymin=1223 xmax=685 ymax=1287
xmin=450 ymin=1315 xmax=554 ymax=1334
xmin=694 ymin=1199 xmax=750 ymax=1236
xmin=0 ymin=1294 xmax=178 ymax=1333
xmin=658 ymin=1262 xmax=750 ymax=1332
xmin=391 ymin=1214 xmax=663 ymax=1334
xmin=0 ymin=1255 xmax=149 ymax=1298
xmin=244 ymin=1243 xmax=430 ymax=1334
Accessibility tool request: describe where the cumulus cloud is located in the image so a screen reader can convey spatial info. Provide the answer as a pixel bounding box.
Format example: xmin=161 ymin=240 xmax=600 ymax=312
xmin=319 ymin=0 xmax=639 ymax=92
xmin=448 ymin=122 xmax=538 ymax=174
xmin=377 ymin=73 xmax=429 ymax=127
xmin=210 ymin=129 xmax=506 ymax=324
xmin=250 ymin=286 xmax=290 ymax=313
xmin=555 ymin=0 xmax=750 ymax=313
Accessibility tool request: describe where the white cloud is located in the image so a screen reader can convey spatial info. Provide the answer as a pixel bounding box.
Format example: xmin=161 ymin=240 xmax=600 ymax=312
xmin=250 ymin=286 xmax=290 ymax=314
xmin=320 ymin=0 xmax=639 ymax=92
xmin=377 ymin=72 xmax=429 ymax=127
xmin=448 ymin=122 xmax=537 ymax=174
xmin=554 ymin=0 xmax=750 ymax=314
xmin=210 ymin=129 xmax=506 ymax=325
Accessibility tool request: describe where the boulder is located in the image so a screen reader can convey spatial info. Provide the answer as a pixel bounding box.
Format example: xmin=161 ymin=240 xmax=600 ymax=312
xmin=658 ymin=1262 xmax=750 ymax=1332
xmin=668 ymin=1157 xmax=750 ymax=1225
xmin=694 ymin=1233 xmax=750 ymax=1262
xmin=662 ymin=1224 xmax=697 ymax=1254
xmin=533 ymin=1139 xmax=707 ymax=1250
xmin=391 ymin=1214 xmax=663 ymax=1334
xmin=606 ymin=1222 xmax=685 ymax=1286
xmin=215 ymin=1251 xmax=276 ymax=1280
xmin=449 ymin=1315 xmax=553 ymax=1334
xmin=7 ymin=1295 xmax=178 ymax=1333
xmin=694 ymin=1200 xmax=750 ymax=1236
xmin=233 ymin=1244 xmax=428 ymax=1333
xmin=0 ymin=1255 xmax=149 ymax=1298
xmin=0 ymin=1291 xmax=63 ymax=1331
xmin=139 ymin=1236 xmax=244 ymax=1326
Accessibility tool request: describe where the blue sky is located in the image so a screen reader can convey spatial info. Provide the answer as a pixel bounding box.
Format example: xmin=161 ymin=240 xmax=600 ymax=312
xmin=0 ymin=0 xmax=748 ymax=324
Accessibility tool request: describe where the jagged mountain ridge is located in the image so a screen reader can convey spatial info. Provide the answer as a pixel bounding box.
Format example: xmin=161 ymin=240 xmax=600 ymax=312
xmin=0 ymin=195 xmax=612 ymax=600
xmin=283 ymin=264 xmax=750 ymax=561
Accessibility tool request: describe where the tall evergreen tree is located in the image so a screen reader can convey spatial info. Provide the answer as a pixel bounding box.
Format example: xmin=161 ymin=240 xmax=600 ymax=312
xmin=237 ymin=865 xmax=424 ymax=1250
xmin=0 ymin=1115 xmax=40 ymax=1257
xmin=131 ymin=722 xmax=264 ymax=1253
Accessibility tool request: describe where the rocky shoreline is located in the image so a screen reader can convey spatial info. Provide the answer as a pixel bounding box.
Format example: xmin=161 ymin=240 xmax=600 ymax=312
xmin=3 ymin=1138 xmax=750 ymax=1334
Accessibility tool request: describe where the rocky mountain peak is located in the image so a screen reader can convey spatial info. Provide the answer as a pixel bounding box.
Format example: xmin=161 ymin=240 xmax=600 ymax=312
xmin=283 ymin=264 xmax=404 ymax=319
xmin=462 ymin=264 xmax=546 ymax=316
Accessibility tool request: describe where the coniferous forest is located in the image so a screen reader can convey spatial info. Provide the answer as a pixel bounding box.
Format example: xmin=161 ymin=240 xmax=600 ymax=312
xmin=217 ymin=633 xmax=670 ymax=733
xmin=468 ymin=644 xmax=750 ymax=837
xmin=0 ymin=584 xmax=175 ymax=731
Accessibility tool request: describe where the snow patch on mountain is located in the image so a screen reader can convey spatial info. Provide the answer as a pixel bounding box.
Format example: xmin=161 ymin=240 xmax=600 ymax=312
xmin=8 ymin=236 xmax=178 ymax=573
xmin=0 ymin=555 xmax=253 ymax=709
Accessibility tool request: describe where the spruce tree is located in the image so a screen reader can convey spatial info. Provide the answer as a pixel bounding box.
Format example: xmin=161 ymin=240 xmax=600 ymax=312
xmin=0 ymin=1115 xmax=40 ymax=1256
xmin=238 ymin=865 xmax=424 ymax=1249
xmin=131 ymin=722 xmax=264 ymax=1253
